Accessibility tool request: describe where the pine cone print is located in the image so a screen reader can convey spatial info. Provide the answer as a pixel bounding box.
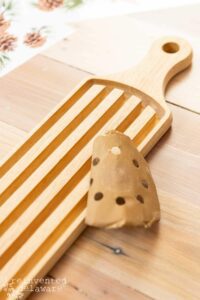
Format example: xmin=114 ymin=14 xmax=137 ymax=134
xmin=0 ymin=14 xmax=10 ymax=34
xmin=0 ymin=34 xmax=17 ymax=52
xmin=24 ymin=32 xmax=46 ymax=48
xmin=38 ymin=0 xmax=64 ymax=11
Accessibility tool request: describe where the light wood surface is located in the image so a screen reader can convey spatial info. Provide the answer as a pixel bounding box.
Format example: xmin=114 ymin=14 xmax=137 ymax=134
xmin=1 ymin=36 xmax=192 ymax=300
xmin=0 ymin=8 xmax=200 ymax=300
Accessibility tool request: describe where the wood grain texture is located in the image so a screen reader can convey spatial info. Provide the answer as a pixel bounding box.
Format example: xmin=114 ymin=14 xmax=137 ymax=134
xmin=0 ymin=121 xmax=26 ymax=161
xmin=0 ymin=11 xmax=199 ymax=300
xmin=0 ymin=36 xmax=192 ymax=300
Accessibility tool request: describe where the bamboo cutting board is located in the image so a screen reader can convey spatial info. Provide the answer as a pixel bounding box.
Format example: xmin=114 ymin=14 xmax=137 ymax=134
xmin=0 ymin=37 xmax=192 ymax=300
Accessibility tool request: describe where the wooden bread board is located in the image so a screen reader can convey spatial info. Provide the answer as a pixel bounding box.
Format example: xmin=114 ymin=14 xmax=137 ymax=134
xmin=0 ymin=37 xmax=192 ymax=300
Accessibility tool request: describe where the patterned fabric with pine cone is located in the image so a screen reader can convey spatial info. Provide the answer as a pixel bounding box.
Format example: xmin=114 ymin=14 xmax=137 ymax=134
xmin=0 ymin=14 xmax=10 ymax=34
xmin=24 ymin=32 xmax=46 ymax=48
xmin=0 ymin=34 xmax=17 ymax=52
xmin=38 ymin=0 xmax=64 ymax=11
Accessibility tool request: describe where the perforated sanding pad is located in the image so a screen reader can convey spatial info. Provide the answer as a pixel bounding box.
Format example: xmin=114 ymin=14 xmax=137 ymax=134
xmin=85 ymin=131 xmax=160 ymax=229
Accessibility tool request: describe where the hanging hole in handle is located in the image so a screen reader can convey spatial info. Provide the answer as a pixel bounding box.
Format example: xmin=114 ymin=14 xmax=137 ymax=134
xmin=162 ymin=42 xmax=179 ymax=53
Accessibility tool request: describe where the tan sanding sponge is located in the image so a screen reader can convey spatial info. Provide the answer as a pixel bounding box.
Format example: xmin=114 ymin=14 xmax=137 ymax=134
xmin=85 ymin=131 xmax=160 ymax=229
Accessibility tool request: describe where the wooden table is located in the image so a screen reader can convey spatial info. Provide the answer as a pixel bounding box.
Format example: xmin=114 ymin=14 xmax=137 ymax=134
xmin=1 ymin=5 xmax=200 ymax=300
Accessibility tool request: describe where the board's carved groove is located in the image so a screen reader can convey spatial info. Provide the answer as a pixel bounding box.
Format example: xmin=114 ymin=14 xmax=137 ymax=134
xmin=0 ymin=96 xmax=145 ymax=286
xmin=0 ymin=88 xmax=127 ymax=223
xmin=0 ymin=104 xmax=158 ymax=295
xmin=0 ymin=85 xmax=110 ymax=204
xmin=0 ymin=98 xmax=144 ymax=263
xmin=0 ymin=198 xmax=88 ymax=299
xmin=0 ymin=92 xmax=141 ymax=234
xmin=0 ymin=81 xmax=93 ymax=177
xmin=0 ymin=161 xmax=90 ymax=269
xmin=128 ymin=106 xmax=158 ymax=145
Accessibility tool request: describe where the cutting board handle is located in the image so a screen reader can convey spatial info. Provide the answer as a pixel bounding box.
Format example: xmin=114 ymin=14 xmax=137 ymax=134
xmin=110 ymin=36 xmax=192 ymax=105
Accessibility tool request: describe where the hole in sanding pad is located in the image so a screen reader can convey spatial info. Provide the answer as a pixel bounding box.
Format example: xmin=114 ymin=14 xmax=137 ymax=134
xmin=111 ymin=146 xmax=121 ymax=155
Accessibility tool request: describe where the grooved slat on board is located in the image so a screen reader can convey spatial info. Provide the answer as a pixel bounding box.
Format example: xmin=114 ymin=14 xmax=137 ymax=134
xmin=0 ymin=81 xmax=93 ymax=176
xmin=1 ymin=99 xmax=145 ymax=262
xmin=137 ymin=113 xmax=169 ymax=155
xmin=1 ymin=97 xmax=140 ymax=260
xmin=0 ymin=102 xmax=157 ymax=295
xmin=1 ymin=89 xmax=135 ymax=228
xmin=0 ymin=84 xmax=106 ymax=199
xmin=126 ymin=106 xmax=157 ymax=144
xmin=0 ymin=95 xmax=143 ymax=287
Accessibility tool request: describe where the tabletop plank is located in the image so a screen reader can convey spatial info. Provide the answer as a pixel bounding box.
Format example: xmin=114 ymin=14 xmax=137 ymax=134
xmin=0 ymin=121 xmax=26 ymax=161
xmin=28 ymin=260 xmax=151 ymax=300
